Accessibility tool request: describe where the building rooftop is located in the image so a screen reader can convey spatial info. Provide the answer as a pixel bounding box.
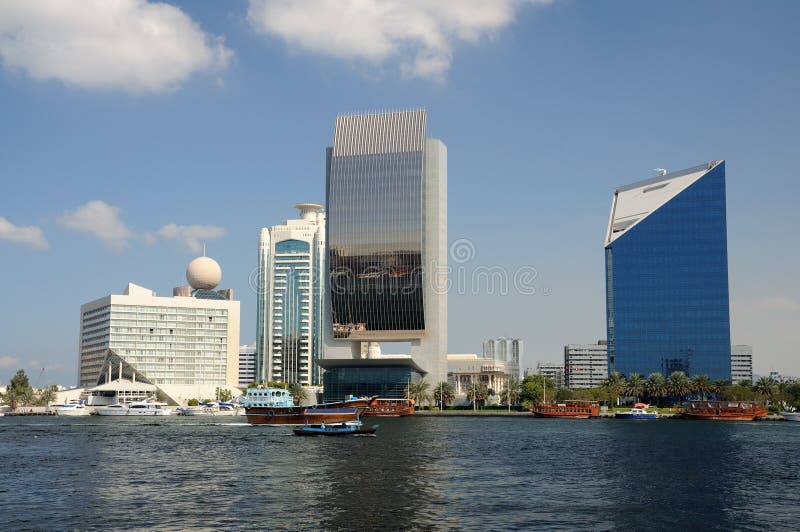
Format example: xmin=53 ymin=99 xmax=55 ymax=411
xmin=605 ymin=161 xmax=722 ymax=246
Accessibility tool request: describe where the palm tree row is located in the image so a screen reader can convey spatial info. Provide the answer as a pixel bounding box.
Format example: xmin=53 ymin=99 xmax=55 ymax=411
xmin=602 ymin=371 xmax=734 ymax=406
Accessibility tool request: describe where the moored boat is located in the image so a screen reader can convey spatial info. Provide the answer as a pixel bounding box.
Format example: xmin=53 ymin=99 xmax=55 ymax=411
xmin=780 ymin=411 xmax=800 ymax=422
xmin=242 ymin=387 xmax=377 ymax=425
xmin=52 ymin=402 xmax=92 ymax=416
xmin=681 ymin=401 xmax=767 ymax=421
xmin=96 ymin=401 xmax=173 ymax=416
xmin=364 ymin=398 xmax=415 ymax=417
xmin=615 ymin=403 xmax=659 ymax=420
xmin=293 ymin=419 xmax=380 ymax=437
xmin=531 ymin=401 xmax=600 ymax=419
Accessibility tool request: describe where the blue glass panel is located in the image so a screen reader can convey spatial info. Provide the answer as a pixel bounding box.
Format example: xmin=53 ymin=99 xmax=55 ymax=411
xmin=605 ymin=163 xmax=731 ymax=380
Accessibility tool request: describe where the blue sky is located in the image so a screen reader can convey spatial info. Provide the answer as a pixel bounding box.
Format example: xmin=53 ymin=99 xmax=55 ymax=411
xmin=1 ymin=0 xmax=799 ymax=385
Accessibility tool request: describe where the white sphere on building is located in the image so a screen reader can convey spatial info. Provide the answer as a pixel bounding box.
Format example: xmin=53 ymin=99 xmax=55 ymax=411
xmin=186 ymin=256 xmax=222 ymax=290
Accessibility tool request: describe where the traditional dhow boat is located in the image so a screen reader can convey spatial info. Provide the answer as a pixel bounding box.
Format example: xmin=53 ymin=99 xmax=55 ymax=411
xmin=614 ymin=403 xmax=659 ymax=420
xmin=364 ymin=398 xmax=415 ymax=417
xmin=681 ymin=401 xmax=767 ymax=421
xmin=531 ymin=401 xmax=600 ymax=419
xmin=243 ymin=387 xmax=377 ymax=425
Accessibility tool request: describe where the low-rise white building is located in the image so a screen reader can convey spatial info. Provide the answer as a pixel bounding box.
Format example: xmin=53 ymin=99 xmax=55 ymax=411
xmin=447 ymin=353 xmax=518 ymax=405
xmin=78 ymin=255 xmax=240 ymax=404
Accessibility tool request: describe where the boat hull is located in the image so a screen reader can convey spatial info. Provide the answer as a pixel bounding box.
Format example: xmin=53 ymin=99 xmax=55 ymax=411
xmin=681 ymin=401 xmax=767 ymax=421
xmin=682 ymin=413 xmax=764 ymax=421
xmin=531 ymin=402 xmax=600 ymax=419
xmin=245 ymin=397 xmax=376 ymax=425
xmin=780 ymin=412 xmax=800 ymax=422
xmin=55 ymin=408 xmax=92 ymax=416
xmin=364 ymin=399 xmax=415 ymax=417
xmin=293 ymin=424 xmax=379 ymax=436
xmin=533 ymin=411 xmax=591 ymax=419
xmin=615 ymin=413 xmax=659 ymax=420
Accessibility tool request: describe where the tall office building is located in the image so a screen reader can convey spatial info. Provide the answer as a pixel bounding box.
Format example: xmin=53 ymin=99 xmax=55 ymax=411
xmin=605 ymin=161 xmax=731 ymax=380
xmin=731 ymin=345 xmax=753 ymax=384
xmin=319 ymin=110 xmax=448 ymax=401
xmin=79 ymin=256 xmax=240 ymax=404
xmin=564 ymin=341 xmax=608 ymax=389
xmin=239 ymin=344 xmax=256 ymax=386
xmin=255 ymin=203 xmax=326 ymax=385
xmin=534 ymin=362 xmax=565 ymax=389
xmin=483 ymin=337 xmax=522 ymax=377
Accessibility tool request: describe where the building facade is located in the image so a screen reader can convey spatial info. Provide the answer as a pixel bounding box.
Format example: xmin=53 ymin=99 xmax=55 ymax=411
xmin=731 ymin=345 xmax=753 ymax=384
xmin=78 ymin=256 xmax=240 ymax=404
xmin=605 ymin=161 xmax=732 ymax=380
xmin=534 ymin=362 xmax=565 ymax=389
xmin=564 ymin=341 xmax=608 ymax=389
xmin=483 ymin=337 xmax=522 ymax=378
xmin=239 ymin=344 xmax=256 ymax=386
xmin=447 ymin=354 xmax=515 ymax=403
xmin=255 ymin=203 xmax=326 ymax=385
xmin=320 ymin=110 xmax=448 ymax=401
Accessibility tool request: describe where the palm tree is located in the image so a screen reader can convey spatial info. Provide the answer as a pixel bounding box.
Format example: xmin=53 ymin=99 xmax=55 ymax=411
xmin=624 ymin=373 xmax=645 ymax=402
xmin=601 ymin=371 xmax=626 ymax=406
xmin=500 ymin=377 xmax=521 ymax=412
xmin=753 ymin=376 xmax=777 ymax=404
xmin=432 ymin=381 xmax=455 ymax=410
xmin=712 ymin=379 xmax=730 ymax=399
xmin=691 ymin=374 xmax=712 ymax=400
xmin=405 ymin=378 xmax=432 ymax=407
xmin=288 ymin=383 xmax=307 ymax=406
xmin=466 ymin=382 xmax=489 ymax=410
xmin=666 ymin=371 xmax=691 ymax=404
xmin=645 ymin=373 xmax=667 ymax=406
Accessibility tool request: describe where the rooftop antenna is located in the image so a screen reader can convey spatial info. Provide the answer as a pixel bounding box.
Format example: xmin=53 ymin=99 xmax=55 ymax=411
xmin=654 ymin=168 xmax=668 ymax=176
xmin=203 ymin=241 xmax=206 ymax=257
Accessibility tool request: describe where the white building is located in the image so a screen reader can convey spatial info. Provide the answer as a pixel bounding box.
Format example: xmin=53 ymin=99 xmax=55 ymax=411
xmin=564 ymin=341 xmax=608 ymax=389
xmin=255 ymin=203 xmax=326 ymax=385
xmin=239 ymin=344 xmax=256 ymax=386
xmin=78 ymin=255 xmax=240 ymax=404
xmin=483 ymin=337 xmax=522 ymax=378
xmin=447 ymin=354 xmax=517 ymax=405
xmin=533 ymin=362 xmax=565 ymax=389
xmin=731 ymin=345 xmax=753 ymax=384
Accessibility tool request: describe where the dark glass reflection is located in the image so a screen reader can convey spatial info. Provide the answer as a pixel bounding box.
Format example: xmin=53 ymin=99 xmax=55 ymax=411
xmin=327 ymin=151 xmax=425 ymax=336
xmin=605 ymin=163 xmax=731 ymax=380
xmin=322 ymin=366 xmax=422 ymax=402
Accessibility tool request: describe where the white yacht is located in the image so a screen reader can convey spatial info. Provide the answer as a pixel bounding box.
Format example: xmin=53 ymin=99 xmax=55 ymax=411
xmin=95 ymin=402 xmax=173 ymax=416
xmin=781 ymin=411 xmax=800 ymax=422
xmin=52 ymin=403 xmax=92 ymax=416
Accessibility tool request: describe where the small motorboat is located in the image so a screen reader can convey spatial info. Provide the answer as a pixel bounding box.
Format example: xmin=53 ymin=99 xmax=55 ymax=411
xmin=293 ymin=420 xmax=379 ymax=436
xmin=615 ymin=403 xmax=659 ymax=420
xmin=781 ymin=411 xmax=800 ymax=422
xmin=52 ymin=402 xmax=92 ymax=416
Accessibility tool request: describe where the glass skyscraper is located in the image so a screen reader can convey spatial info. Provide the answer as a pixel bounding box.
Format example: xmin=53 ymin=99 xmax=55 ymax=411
xmin=320 ymin=110 xmax=448 ymax=400
xmin=604 ymin=161 xmax=731 ymax=380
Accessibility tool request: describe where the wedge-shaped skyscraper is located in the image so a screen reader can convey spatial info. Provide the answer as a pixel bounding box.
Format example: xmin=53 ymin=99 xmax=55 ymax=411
xmin=605 ymin=161 xmax=731 ymax=380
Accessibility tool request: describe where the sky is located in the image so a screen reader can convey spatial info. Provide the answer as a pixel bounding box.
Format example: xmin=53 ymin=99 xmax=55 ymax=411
xmin=1 ymin=0 xmax=799 ymax=386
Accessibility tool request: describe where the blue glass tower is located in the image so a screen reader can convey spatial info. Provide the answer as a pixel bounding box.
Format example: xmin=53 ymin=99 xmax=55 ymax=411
xmin=604 ymin=161 xmax=731 ymax=380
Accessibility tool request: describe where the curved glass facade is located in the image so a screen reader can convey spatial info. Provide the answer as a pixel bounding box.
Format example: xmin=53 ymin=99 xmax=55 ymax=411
xmin=605 ymin=163 xmax=731 ymax=380
xmin=327 ymin=149 xmax=425 ymax=337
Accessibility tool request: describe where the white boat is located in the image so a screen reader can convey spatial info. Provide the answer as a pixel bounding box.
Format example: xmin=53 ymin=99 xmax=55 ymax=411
xmin=95 ymin=402 xmax=173 ymax=416
xmin=53 ymin=403 xmax=92 ymax=416
xmin=181 ymin=402 xmax=243 ymax=416
xmin=781 ymin=411 xmax=800 ymax=422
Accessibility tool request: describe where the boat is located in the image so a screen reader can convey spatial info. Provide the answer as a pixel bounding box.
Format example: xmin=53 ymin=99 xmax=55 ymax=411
xmin=615 ymin=403 xmax=659 ymax=420
xmin=181 ymin=401 xmax=242 ymax=416
xmin=95 ymin=401 xmax=173 ymax=416
xmin=364 ymin=398 xmax=415 ymax=417
xmin=780 ymin=411 xmax=800 ymax=422
xmin=52 ymin=402 xmax=92 ymax=416
xmin=681 ymin=401 xmax=767 ymax=421
xmin=242 ymin=387 xmax=378 ymax=425
xmin=293 ymin=414 xmax=380 ymax=436
xmin=531 ymin=401 xmax=600 ymax=419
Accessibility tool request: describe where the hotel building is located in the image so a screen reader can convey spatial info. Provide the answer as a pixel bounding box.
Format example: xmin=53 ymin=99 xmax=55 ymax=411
xmin=319 ymin=109 xmax=448 ymax=402
xmin=564 ymin=341 xmax=608 ymax=389
xmin=78 ymin=256 xmax=240 ymax=404
xmin=605 ymin=161 xmax=732 ymax=380
xmin=255 ymin=203 xmax=326 ymax=385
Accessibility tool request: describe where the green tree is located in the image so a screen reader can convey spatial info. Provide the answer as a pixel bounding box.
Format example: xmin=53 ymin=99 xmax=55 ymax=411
xmin=187 ymin=398 xmax=199 ymax=406
xmin=5 ymin=369 xmax=34 ymax=409
xmin=432 ymin=381 xmax=455 ymax=409
xmin=624 ymin=373 xmax=645 ymax=402
xmin=35 ymin=385 xmax=58 ymax=406
xmin=267 ymin=381 xmax=288 ymax=390
xmin=519 ymin=375 xmax=555 ymax=405
xmin=288 ymin=383 xmax=307 ymax=406
xmin=712 ymin=379 xmax=731 ymax=399
xmin=405 ymin=378 xmax=431 ymax=407
xmin=645 ymin=373 xmax=667 ymax=406
xmin=466 ymin=382 xmax=489 ymax=410
xmin=691 ymin=374 xmax=712 ymax=400
xmin=753 ymin=376 xmax=777 ymax=404
xmin=215 ymin=387 xmax=233 ymax=402
xmin=666 ymin=371 xmax=691 ymax=404
xmin=499 ymin=377 xmax=521 ymax=411
xmin=601 ymin=372 xmax=626 ymax=406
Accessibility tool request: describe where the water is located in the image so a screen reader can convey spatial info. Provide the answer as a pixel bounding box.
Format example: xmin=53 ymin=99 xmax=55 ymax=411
xmin=1 ymin=416 xmax=798 ymax=530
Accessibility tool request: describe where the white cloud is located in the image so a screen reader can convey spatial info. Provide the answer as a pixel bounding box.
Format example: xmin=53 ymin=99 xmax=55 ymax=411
xmin=58 ymin=201 xmax=133 ymax=250
xmin=247 ymin=0 xmax=551 ymax=80
xmin=0 ymin=355 xmax=22 ymax=370
xmin=145 ymin=223 xmax=226 ymax=253
xmin=0 ymin=217 xmax=49 ymax=250
xmin=0 ymin=0 xmax=232 ymax=93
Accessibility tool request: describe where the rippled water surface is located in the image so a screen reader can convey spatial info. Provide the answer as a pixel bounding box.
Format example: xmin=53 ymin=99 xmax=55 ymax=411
xmin=1 ymin=416 xmax=798 ymax=530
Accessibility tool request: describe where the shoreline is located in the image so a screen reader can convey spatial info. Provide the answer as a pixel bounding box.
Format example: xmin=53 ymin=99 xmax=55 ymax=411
xmin=412 ymin=410 xmax=788 ymax=421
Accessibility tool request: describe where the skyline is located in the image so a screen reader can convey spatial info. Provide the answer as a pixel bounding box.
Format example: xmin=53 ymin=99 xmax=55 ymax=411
xmin=2 ymin=0 xmax=800 ymax=384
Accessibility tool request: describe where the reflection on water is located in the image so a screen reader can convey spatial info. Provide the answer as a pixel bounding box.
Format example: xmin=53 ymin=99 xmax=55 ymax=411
xmin=1 ymin=417 xmax=798 ymax=530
